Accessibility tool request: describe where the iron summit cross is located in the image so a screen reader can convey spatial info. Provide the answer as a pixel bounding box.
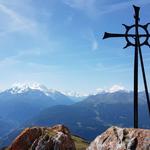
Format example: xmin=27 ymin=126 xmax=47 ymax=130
xmin=103 ymin=5 xmax=150 ymax=128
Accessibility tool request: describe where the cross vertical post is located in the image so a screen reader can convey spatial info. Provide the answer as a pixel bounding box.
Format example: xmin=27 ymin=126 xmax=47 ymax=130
xmin=133 ymin=5 xmax=140 ymax=128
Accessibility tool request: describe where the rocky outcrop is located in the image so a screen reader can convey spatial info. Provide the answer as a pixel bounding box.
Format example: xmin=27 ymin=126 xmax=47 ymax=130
xmin=8 ymin=124 xmax=76 ymax=150
xmin=87 ymin=126 xmax=150 ymax=150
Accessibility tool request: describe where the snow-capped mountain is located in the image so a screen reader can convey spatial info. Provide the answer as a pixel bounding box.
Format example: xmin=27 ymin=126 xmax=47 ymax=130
xmin=61 ymin=85 xmax=129 ymax=102
xmin=3 ymin=83 xmax=129 ymax=99
xmin=61 ymin=91 xmax=88 ymax=102
xmin=0 ymin=83 xmax=130 ymax=139
xmin=4 ymin=83 xmax=76 ymax=102
xmin=0 ymin=83 xmax=74 ymax=135
xmin=92 ymin=85 xmax=129 ymax=95
xmin=7 ymin=83 xmax=57 ymax=96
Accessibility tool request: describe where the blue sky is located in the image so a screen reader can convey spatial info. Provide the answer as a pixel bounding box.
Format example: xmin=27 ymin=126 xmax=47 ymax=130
xmin=0 ymin=0 xmax=150 ymax=93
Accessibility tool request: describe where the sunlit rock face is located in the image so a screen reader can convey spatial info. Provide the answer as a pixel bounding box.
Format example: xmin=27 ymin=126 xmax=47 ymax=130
xmin=87 ymin=126 xmax=150 ymax=150
xmin=8 ymin=124 xmax=76 ymax=150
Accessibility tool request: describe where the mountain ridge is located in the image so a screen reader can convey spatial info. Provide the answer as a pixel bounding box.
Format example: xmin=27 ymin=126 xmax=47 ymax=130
xmin=1 ymin=83 xmax=129 ymax=98
xmin=24 ymin=90 xmax=150 ymax=140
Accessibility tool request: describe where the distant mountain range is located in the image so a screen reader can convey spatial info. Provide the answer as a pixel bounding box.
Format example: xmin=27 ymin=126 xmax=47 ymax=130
xmin=0 ymin=84 xmax=149 ymax=148
xmin=26 ymin=91 xmax=149 ymax=140
xmin=0 ymin=84 xmax=76 ymax=138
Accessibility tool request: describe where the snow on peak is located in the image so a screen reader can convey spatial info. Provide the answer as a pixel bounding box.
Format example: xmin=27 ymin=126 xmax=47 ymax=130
xmin=9 ymin=83 xmax=56 ymax=95
xmin=94 ymin=85 xmax=128 ymax=95
xmin=12 ymin=83 xmax=47 ymax=90
xmin=6 ymin=83 xmax=128 ymax=96
xmin=108 ymin=85 xmax=127 ymax=93
xmin=95 ymin=88 xmax=105 ymax=94
xmin=61 ymin=91 xmax=88 ymax=98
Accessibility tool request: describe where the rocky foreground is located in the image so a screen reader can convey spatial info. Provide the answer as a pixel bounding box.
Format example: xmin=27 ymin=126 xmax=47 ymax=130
xmin=8 ymin=125 xmax=76 ymax=150
xmin=3 ymin=125 xmax=150 ymax=150
xmin=87 ymin=126 xmax=150 ymax=150
xmin=6 ymin=124 xmax=88 ymax=150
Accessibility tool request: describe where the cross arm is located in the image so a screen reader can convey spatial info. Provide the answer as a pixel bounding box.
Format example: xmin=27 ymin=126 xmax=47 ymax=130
xmin=103 ymin=32 xmax=133 ymax=39
xmin=103 ymin=32 xmax=150 ymax=39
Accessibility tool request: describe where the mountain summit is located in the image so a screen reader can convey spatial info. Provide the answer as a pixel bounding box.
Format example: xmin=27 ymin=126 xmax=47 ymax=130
xmin=7 ymin=83 xmax=56 ymax=96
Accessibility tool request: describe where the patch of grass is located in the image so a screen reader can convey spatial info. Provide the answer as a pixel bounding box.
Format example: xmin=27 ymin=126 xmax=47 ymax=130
xmin=72 ymin=135 xmax=89 ymax=150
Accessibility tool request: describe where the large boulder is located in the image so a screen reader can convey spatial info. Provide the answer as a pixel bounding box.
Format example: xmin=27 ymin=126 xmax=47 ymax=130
xmin=8 ymin=124 xmax=76 ymax=150
xmin=87 ymin=126 xmax=150 ymax=150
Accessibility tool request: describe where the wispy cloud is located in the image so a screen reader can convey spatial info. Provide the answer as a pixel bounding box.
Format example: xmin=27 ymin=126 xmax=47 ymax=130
xmin=0 ymin=3 xmax=37 ymax=35
xmin=0 ymin=53 xmax=61 ymax=74
xmin=97 ymin=0 xmax=150 ymax=16
xmin=92 ymin=40 xmax=99 ymax=51
xmin=63 ymin=0 xmax=96 ymax=9
xmin=83 ymin=29 xmax=99 ymax=51
xmin=63 ymin=0 xmax=98 ymax=17
xmin=95 ymin=62 xmax=132 ymax=73
xmin=0 ymin=48 xmax=42 ymax=63
xmin=63 ymin=0 xmax=150 ymax=17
